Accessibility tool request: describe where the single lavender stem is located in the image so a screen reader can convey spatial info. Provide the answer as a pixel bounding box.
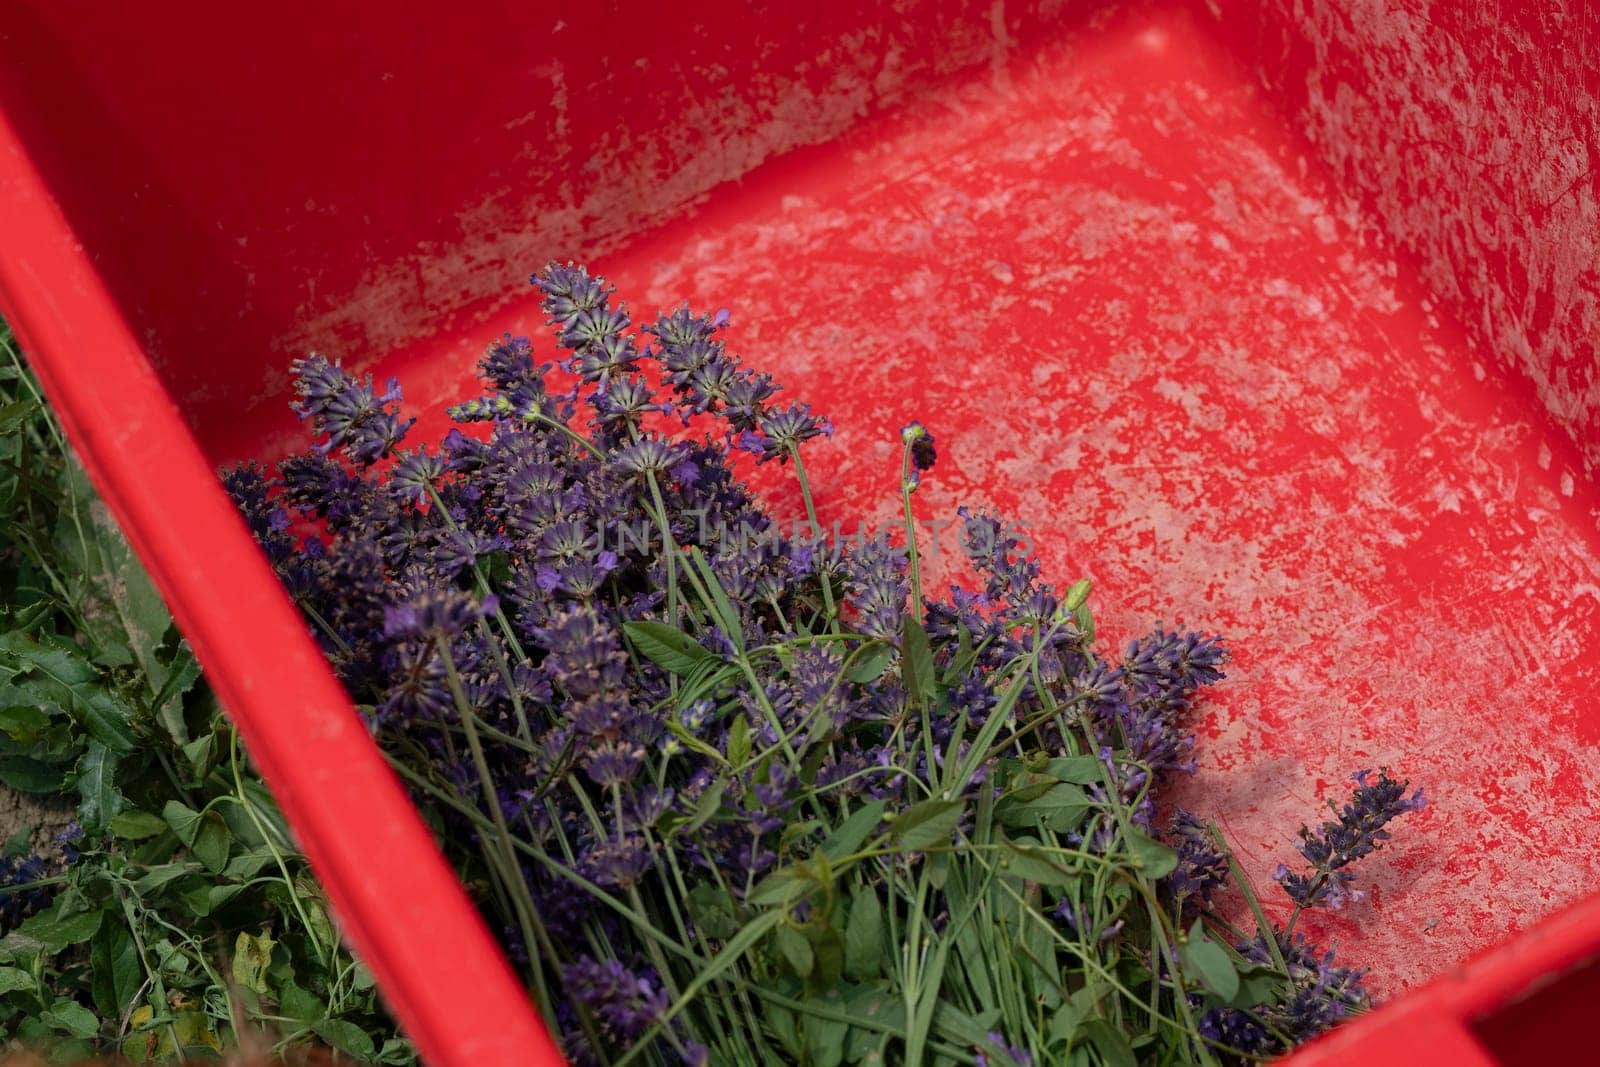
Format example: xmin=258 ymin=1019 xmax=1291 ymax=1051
xmin=789 ymin=444 xmax=837 ymax=625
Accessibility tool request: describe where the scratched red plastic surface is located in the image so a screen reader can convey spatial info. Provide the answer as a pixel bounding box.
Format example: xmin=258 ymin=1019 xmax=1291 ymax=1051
xmin=1 ymin=0 xmax=1596 ymax=1062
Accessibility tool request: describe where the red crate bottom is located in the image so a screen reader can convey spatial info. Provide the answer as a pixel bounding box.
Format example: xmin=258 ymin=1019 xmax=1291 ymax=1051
xmin=217 ymin=1 xmax=1600 ymax=1002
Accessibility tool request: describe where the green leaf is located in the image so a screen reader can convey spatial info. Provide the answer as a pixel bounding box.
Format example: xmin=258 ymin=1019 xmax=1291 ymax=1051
xmin=151 ymin=643 xmax=202 ymax=747
xmin=1079 ymin=1019 xmax=1136 ymax=1067
xmin=41 ymin=998 xmax=99 ymax=1038
xmin=295 ymin=879 xmax=336 ymax=949
xmin=162 ymin=801 xmax=232 ymax=873
xmin=773 ymin=924 xmax=814 ymax=977
xmin=1228 ymin=965 xmax=1287 ymax=1010
xmin=683 ymin=547 xmax=744 ymax=653
xmin=110 ymin=810 xmax=170 ymax=841
xmin=926 ymin=848 xmax=950 ymax=890
xmin=998 ymin=837 xmax=1079 ymax=888
xmin=0 ymin=632 xmax=136 ymax=754
xmin=0 ymin=905 xmax=103 ymax=959
xmin=679 ymin=779 xmax=726 ymax=837
xmin=623 ymin=621 xmax=717 ymax=677
xmin=1181 ymin=921 xmax=1240 ymax=1001
xmin=747 ymin=866 xmax=811 ymax=908
xmin=1063 ymin=578 xmax=1092 ymax=611
xmin=132 ymin=865 xmax=193 ymax=895
xmin=929 ymin=1001 xmax=999 ymax=1046
xmin=844 ymin=985 xmax=906 ymax=1058
xmin=1044 ymin=755 xmax=1106 ymax=785
xmin=727 ymin=716 xmax=751 ymax=767
xmin=844 ymin=887 xmax=883 ymax=980
xmin=768 ymin=1002 xmax=801 ymax=1059
xmin=0 ymin=754 xmax=69 ymax=793
xmin=685 ymin=884 xmax=740 ymax=941
xmin=997 ymin=782 xmax=1089 ymax=832
xmin=845 ymin=643 xmax=895 ymax=684
xmin=55 ymin=463 xmax=173 ymax=688
xmin=190 ymin=883 xmax=246 ymax=916
xmin=220 ymin=849 xmax=275 ymax=881
xmin=1048 ymin=1000 xmax=1081 ymax=1046
xmin=232 ymin=931 xmax=277 ymax=995
xmin=0 ymin=966 xmax=36 ymax=995
xmin=0 ymin=704 xmax=50 ymax=741
xmin=899 ymin=616 xmax=937 ymax=706
xmin=0 ymin=399 xmax=34 ymax=435
xmin=180 ymin=733 xmax=216 ymax=780
xmin=90 ymin=925 xmax=141 ymax=1020
xmin=277 ymin=981 xmax=325 ymax=1023
xmin=1072 ymin=601 xmax=1096 ymax=643
xmin=1120 ymin=828 xmax=1179 ymax=879
xmin=890 ymin=798 xmax=964 ymax=852
xmin=0 ymin=827 xmax=29 ymax=858
xmin=74 ymin=741 xmax=124 ymax=834
xmin=804 ymin=1007 xmax=849 ymax=1067
xmin=820 ymin=799 xmax=886 ymax=862
xmin=313 ymin=1018 xmax=376 ymax=1060
xmin=802 ymin=922 xmax=845 ymax=993
xmin=377 ymin=1038 xmax=418 ymax=1064
xmin=655 ymin=910 xmax=783 ymax=1036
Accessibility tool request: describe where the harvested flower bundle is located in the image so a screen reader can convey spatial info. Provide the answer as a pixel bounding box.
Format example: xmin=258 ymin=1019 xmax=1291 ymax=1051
xmin=226 ymin=264 xmax=1423 ymax=1066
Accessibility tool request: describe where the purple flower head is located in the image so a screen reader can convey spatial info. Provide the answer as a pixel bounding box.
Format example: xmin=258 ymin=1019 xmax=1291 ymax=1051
xmin=613 ymin=434 xmax=685 ymax=480
xmin=900 ymin=421 xmax=937 ymax=486
xmin=1276 ymin=768 xmax=1424 ymax=910
xmin=0 ymin=849 xmax=60 ymax=929
xmin=430 ymin=527 xmax=508 ymax=580
xmin=1124 ymin=628 xmax=1228 ymax=708
xmin=290 ymin=354 xmax=414 ymax=467
xmin=580 ymin=834 xmax=656 ymax=891
xmin=592 ymin=374 xmax=665 ymax=439
xmin=534 ymin=262 xmax=609 ymax=331
xmin=647 ymin=304 xmax=721 ymax=350
xmin=1165 ymin=809 xmax=1228 ymax=910
xmin=1198 ymin=1005 xmax=1272 ymax=1056
xmin=276 ymin=452 xmax=367 ymax=528
xmin=957 ymin=506 xmax=1039 ymax=602
xmin=388 ymin=447 xmax=447 ymax=506
xmin=574 ymin=331 xmax=639 ymax=390
xmin=950 ymin=670 xmax=996 ymax=728
xmin=843 ymin=535 xmax=909 ymax=642
xmin=975 ymin=1033 xmax=1032 ymax=1067
xmin=382 ymin=588 xmax=495 ymax=641
xmin=221 ymin=463 xmax=297 ymax=567
xmin=753 ymin=403 xmax=832 ymax=463
xmin=720 ymin=370 xmax=777 ymax=432
xmin=560 ymin=955 xmax=670 ymax=1042
xmin=583 ymin=739 xmax=648 ymax=789
xmin=440 ymin=427 xmax=489 ymax=473
xmin=538 ymin=606 xmax=628 ymax=700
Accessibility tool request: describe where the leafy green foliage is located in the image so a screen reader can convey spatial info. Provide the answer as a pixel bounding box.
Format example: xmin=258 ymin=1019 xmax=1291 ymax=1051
xmin=0 ymin=326 xmax=408 ymax=1062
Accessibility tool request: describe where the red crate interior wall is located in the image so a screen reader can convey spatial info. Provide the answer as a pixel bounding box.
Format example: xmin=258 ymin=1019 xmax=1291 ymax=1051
xmin=1203 ymin=0 xmax=1600 ymax=484
xmin=0 ymin=0 xmax=1079 ymax=458
xmin=2 ymin=0 xmax=1598 ymax=1061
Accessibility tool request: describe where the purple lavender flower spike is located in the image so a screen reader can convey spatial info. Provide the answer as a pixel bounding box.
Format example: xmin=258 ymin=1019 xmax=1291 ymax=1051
xmin=843 ymin=534 xmax=909 ymax=641
xmin=1275 ymin=767 xmax=1425 ymax=910
xmin=289 ymin=353 xmax=414 ymax=467
xmin=1165 ymin=809 xmax=1229 ymax=911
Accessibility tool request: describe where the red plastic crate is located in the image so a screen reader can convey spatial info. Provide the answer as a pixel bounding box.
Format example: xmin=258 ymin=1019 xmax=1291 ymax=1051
xmin=1 ymin=1 xmax=1596 ymax=1063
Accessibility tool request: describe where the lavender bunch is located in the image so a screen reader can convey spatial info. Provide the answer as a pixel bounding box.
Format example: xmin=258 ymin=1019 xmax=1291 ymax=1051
xmin=227 ymin=264 xmax=1422 ymax=1067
